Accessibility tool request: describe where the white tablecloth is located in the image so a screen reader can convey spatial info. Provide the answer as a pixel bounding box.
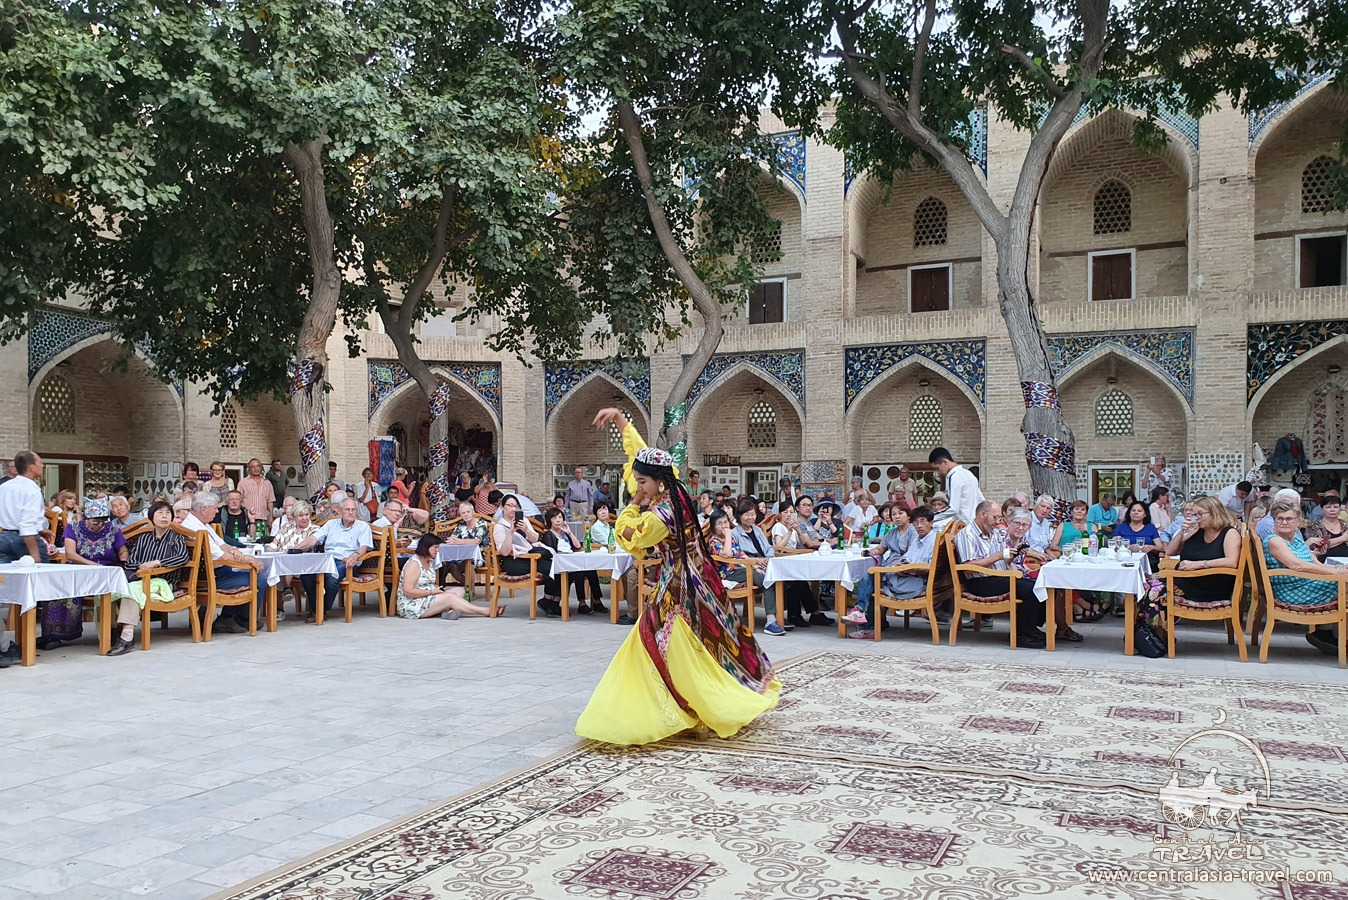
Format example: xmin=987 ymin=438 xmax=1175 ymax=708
xmin=1326 ymin=556 xmax=1348 ymax=567
xmin=0 ymin=564 xmax=131 ymax=614
xmin=763 ymin=550 xmax=875 ymax=591
xmin=550 ymin=551 xmax=635 ymax=579
xmin=256 ymin=552 xmax=339 ymax=588
xmin=437 ymin=543 xmax=484 ymax=565
xmin=1033 ymin=557 xmax=1147 ymax=602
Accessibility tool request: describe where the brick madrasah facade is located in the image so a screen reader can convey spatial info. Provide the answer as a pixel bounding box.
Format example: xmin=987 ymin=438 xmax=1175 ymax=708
xmin=8 ymin=84 xmax=1348 ymax=507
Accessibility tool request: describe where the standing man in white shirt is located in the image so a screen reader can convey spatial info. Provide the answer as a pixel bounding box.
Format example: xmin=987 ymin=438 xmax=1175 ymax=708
xmin=298 ymin=499 xmax=372 ymax=623
xmin=0 ymin=451 xmax=47 ymax=667
xmin=928 ymin=447 xmax=985 ymax=525
xmin=1217 ymin=481 xmax=1253 ymax=522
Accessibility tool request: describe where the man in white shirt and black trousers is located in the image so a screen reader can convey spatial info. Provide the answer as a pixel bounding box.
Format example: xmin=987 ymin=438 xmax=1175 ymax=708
xmin=0 ymin=451 xmax=50 ymax=667
xmin=928 ymin=447 xmax=985 ymax=525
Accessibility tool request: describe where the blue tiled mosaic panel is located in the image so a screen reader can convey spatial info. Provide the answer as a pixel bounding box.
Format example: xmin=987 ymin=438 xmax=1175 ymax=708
xmin=368 ymin=359 xmax=502 ymax=419
xmin=1047 ymin=329 xmax=1195 ymax=406
xmin=769 ymin=132 xmax=806 ymax=196
xmin=543 ymin=359 xmax=652 ymax=419
xmin=1247 ymin=320 xmax=1348 ymax=404
xmin=28 ymin=307 xmax=182 ymax=396
xmin=686 ymin=350 xmax=807 ymax=413
xmin=844 ymin=340 xmax=987 ymax=410
xmin=1249 ymin=72 xmax=1332 ymax=143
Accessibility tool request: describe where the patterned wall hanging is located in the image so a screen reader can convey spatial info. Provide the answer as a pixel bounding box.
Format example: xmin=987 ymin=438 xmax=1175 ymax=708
xmin=1047 ymin=329 xmax=1195 ymax=407
xmin=543 ymin=359 xmax=652 ymax=420
xmin=844 ymin=340 xmax=986 ymax=411
xmin=367 ymin=359 xmax=503 ymax=421
xmin=1247 ymin=320 xmax=1348 ymax=405
xmin=685 ymin=350 xmax=807 ymax=414
xmin=1187 ymin=452 xmax=1245 ymax=495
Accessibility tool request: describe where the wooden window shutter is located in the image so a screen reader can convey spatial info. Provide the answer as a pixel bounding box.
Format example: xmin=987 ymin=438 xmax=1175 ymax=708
xmin=910 ymin=268 xmax=950 ymax=312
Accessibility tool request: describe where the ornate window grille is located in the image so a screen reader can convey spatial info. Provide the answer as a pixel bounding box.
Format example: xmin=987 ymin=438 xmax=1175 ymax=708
xmin=909 ymin=395 xmax=943 ymax=449
xmin=913 ymin=196 xmax=948 ymax=247
xmin=747 ymin=401 xmax=777 ymax=449
xmin=37 ymin=374 xmax=75 ymax=434
xmin=1095 ymin=389 xmax=1134 ymax=436
xmin=1093 ymin=180 xmax=1132 ymax=235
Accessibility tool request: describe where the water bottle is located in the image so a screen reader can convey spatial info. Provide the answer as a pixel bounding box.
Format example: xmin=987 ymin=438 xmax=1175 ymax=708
xmin=1087 ymin=533 xmax=1098 ymax=557
xmin=256 ymin=519 xmax=266 ymax=543
xmin=584 ymin=527 xmax=592 ymax=553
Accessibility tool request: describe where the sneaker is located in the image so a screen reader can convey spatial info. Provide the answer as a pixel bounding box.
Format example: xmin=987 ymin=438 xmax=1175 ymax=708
xmin=842 ymin=607 xmax=868 ymax=624
xmin=809 ymin=612 xmax=835 ymax=627
xmin=781 ymin=619 xmax=795 ymax=631
xmin=214 ymin=618 xmax=245 ymax=635
xmin=1018 ymin=630 xmax=1048 ymax=649
xmin=0 ymin=643 xmax=19 ymax=661
xmin=276 ymin=610 xmax=287 ymax=623
xmin=617 ymin=614 xmax=636 ymax=626
xmin=788 ymin=615 xmax=811 ymax=629
xmin=763 ymin=621 xmax=786 ymax=636
xmin=848 ymin=629 xmax=875 ymax=640
xmin=0 ymin=653 xmax=19 ymax=668
xmin=441 ymin=610 xmax=461 ymax=621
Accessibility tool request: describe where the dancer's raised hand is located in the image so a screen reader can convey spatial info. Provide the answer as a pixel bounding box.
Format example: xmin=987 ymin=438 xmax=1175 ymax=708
xmin=592 ymin=408 xmax=629 ymax=432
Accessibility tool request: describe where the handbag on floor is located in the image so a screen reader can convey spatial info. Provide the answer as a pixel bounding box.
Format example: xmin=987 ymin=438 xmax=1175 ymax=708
xmin=1135 ymin=623 xmax=1166 ymax=658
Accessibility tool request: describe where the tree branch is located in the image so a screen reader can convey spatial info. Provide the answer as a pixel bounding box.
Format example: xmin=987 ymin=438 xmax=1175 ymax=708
xmin=614 ymin=98 xmax=723 ymax=446
xmin=834 ymin=17 xmax=1006 ymax=236
xmin=909 ymin=0 xmax=937 ymax=117
xmin=999 ymin=43 xmax=1067 ymax=100
xmin=395 ymin=186 xmax=456 ymax=331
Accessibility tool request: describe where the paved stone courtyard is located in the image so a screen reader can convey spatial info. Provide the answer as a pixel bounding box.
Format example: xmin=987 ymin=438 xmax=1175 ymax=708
xmin=2 ymin=596 xmax=1346 ymax=899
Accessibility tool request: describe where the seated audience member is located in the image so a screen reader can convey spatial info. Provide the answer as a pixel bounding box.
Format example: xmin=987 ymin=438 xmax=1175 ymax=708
xmin=588 ymin=503 xmax=616 ymax=548
xmin=1137 ymin=496 xmax=1243 ymax=637
xmin=1309 ymin=495 xmax=1348 ymax=561
xmin=594 ymin=481 xmax=614 ymax=508
xmin=707 ymin=509 xmax=770 ymax=622
xmin=398 ymin=533 xmax=500 ymax=620
xmin=1086 ymin=493 xmax=1119 ymax=538
xmin=754 ymin=496 xmax=769 ymax=521
xmin=110 ymin=500 xmax=193 ymax=656
xmin=1149 ymin=486 xmax=1173 ymax=533
xmin=955 ymin=501 xmax=1048 ymax=648
xmin=865 ymin=503 xmax=894 ymax=541
xmin=812 ymin=499 xmax=840 ymax=543
xmin=999 ymin=497 xmax=1019 ymax=528
xmin=371 ymin=499 xmax=415 ymax=553
xmin=181 ymin=493 xmax=264 ymax=632
xmin=172 ymin=499 xmax=193 ymax=523
xmin=45 ymin=496 xmax=126 ymax=649
xmin=1257 ymin=489 xmax=1303 ymax=541
xmin=295 ymin=499 xmax=372 ymax=623
xmin=792 ymin=496 xmax=823 ymax=550
xmin=177 ymin=462 xmax=202 ymax=497
xmin=696 ymin=490 xmax=716 ymax=526
xmin=540 ymin=507 xmax=603 ymax=615
xmin=928 ymin=492 xmax=950 ymax=518
xmin=1246 ymin=502 xmax=1269 ymax=535
xmin=734 ymin=500 xmax=827 ymax=632
xmin=771 ymin=501 xmax=805 ymax=550
xmin=845 ymin=503 xmax=916 ymax=626
xmin=847 ymin=506 xmax=938 ymax=638
xmin=494 ymin=494 xmax=554 ymax=613
xmin=1114 ymin=501 xmax=1163 ymax=553
xmin=217 ymin=490 xmax=253 ymax=542
xmin=272 ymin=500 xmax=319 ymax=550
xmin=1159 ymin=500 xmax=1194 ymax=546
xmin=589 ymin=503 xmax=640 ymax=624
xmin=278 ymin=494 xmax=297 ymax=525
xmin=843 ymin=491 xmax=879 ymax=539
xmin=109 ymin=494 xmax=145 ymax=529
xmin=50 ymin=490 xmax=81 ymax=528
xmin=1049 ymin=499 xmax=1105 ymax=620
xmin=1028 ymin=495 xmax=1055 ymax=552
xmin=1265 ymin=498 xmax=1348 ymax=657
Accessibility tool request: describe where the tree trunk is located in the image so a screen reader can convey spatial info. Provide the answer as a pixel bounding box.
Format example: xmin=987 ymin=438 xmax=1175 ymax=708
xmin=384 ymin=320 xmax=453 ymax=520
xmin=995 ymin=235 xmax=1077 ymax=504
xmin=284 ymin=139 xmax=341 ymax=500
xmin=615 ymin=100 xmax=724 ymax=465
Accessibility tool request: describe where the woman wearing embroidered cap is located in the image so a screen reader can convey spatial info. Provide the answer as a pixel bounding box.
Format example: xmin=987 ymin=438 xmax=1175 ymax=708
xmin=575 ymin=409 xmax=780 ymax=745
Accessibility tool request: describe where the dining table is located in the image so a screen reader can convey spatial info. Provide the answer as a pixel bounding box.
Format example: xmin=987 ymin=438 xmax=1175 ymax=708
xmin=549 ymin=550 xmax=634 ymax=622
xmin=1033 ymin=553 xmax=1150 ymax=653
xmin=0 ymin=562 xmax=130 ymax=664
xmin=763 ymin=548 xmax=877 ymax=637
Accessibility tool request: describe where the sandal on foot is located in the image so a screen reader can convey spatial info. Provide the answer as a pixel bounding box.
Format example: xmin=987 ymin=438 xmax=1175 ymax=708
xmin=1077 ymin=601 xmax=1107 ymax=623
xmin=492 ymin=606 xmax=508 ymax=618
xmin=1056 ymin=626 xmax=1084 ymax=642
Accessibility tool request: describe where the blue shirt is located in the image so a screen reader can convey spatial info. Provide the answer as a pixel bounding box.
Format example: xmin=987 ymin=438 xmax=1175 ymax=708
xmin=1028 ymin=515 xmax=1054 ymax=552
xmin=1114 ymin=521 xmax=1159 ymax=547
xmin=315 ymin=518 xmax=373 ymax=559
xmin=1087 ymin=503 xmax=1118 ymax=530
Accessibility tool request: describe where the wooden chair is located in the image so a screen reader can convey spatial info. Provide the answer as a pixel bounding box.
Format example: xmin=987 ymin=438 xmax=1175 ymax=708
xmin=105 ymin=524 xmax=204 ymax=651
xmin=44 ymin=509 xmax=67 ymax=562
xmin=337 ymin=525 xmax=390 ymax=621
xmin=713 ymin=556 xmax=759 ymax=630
xmin=485 ymin=540 xmax=543 ymax=618
xmin=199 ymin=539 xmax=258 ymax=640
xmin=869 ymin=526 xmax=954 ymax=643
xmin=1248 ymin=530 xmax=1347 ymax=667
xmin=433 ymin=516 xmax=463 ymax=537
xmin=945 ymin=520 xmax=1024 ymax=647
xmin=1159 ymin=528 xmax=1250 ymax=661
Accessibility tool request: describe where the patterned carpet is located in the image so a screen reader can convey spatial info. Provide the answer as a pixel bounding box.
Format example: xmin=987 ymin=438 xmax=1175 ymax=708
xmin=217 ymin=652 xmax=1348 ymax=899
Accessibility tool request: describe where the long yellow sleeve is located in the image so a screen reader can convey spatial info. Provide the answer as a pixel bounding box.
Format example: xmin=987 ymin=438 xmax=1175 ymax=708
xmin=620 ymin=421 xmax=647 ymax=497
xmin=615 ymin=499 xmax=669 ymax=553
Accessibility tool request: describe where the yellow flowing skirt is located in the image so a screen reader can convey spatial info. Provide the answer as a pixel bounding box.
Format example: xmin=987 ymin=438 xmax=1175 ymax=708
xmin=575 ymin=616 xmax=781 ymax=746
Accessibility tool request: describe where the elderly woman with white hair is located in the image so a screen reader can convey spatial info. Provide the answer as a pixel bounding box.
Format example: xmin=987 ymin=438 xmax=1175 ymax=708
xmin=1264 ymin=497 xmax=1348 ymax=657
xmin=1256 ymin=488 xmax=1303 ymax=541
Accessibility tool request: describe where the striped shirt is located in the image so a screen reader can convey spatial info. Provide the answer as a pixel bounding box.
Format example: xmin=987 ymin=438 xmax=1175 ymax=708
xmin=955 ymin=523 xmax=1009 ymax=571
xmin=124 ymin=528 xmax=192 ymax=584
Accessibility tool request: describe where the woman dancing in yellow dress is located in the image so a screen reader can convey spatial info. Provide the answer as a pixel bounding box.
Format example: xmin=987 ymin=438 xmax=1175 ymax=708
xmin=576 ymin=409 xmax=780 ymax=745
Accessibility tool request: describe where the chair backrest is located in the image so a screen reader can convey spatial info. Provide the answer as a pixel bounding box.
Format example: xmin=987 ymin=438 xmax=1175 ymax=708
xmin=433 ymin=517 xmax=463 ymax=536
xmin=169 ymin=523 xmax=204 ymax=596
xmin=120 ymin=519 xmax=153 ymax=542
xmin=363 ymin=525 xmax=391 ymax=584
xmin=1247 ymin=528 xmax=1275 ymax=603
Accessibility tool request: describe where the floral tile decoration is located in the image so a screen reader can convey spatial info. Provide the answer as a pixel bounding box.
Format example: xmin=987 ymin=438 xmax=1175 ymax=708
xmin=685 ymin=350 xmax=807 ymax=413
xmin=1047 ymin=328 xmax=1195 ymax=407
xmin=543 ymin=359 xmax=652 ymax=420
xmin=367 ymin=358 xmax=502 ymax=420
xmin=844 ymin=340 xmax=987 ymax=410
xmin=1247 ymin=319 xmax=1348 ymax=404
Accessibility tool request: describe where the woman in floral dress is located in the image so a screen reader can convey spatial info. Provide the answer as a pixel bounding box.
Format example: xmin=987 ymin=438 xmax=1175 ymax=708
xmin=576 ymin=409 xmax=779 ymax=746
xmin=49 ymin=496 xmax=127 ymax=649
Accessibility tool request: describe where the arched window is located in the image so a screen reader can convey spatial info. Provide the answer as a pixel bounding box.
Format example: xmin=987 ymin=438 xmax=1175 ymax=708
xmin=607 ymin=415 xmax=633 ymax=454
xmin=909 ymin=395 xmax=943 ymax=449
xmin=1095 ymin=389 xmax=1134 ymax=436
xmin=747 ymin=401 xmax=777 ymax=449
xmin=752 ymin=221 xmax=783 ymax=264
xmin=1302 ymin=155 xmax=1340 ymax=214
xmin=1093 ymin=180 xmax=1132 ymax=234
xmin=913 ymin=196 xmax=948 ymax=247
xmin=219 ymin=404 xmax=239 ymax=449
xmin=37 ymin=373 xmax=75 ymax=434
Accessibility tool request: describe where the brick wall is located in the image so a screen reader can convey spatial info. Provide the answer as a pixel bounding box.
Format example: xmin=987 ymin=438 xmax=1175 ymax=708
xmin=1250 ymin=341 xmax=1348 ymax=449
xmin=847 ymin=365 xmax=982 ymax=464
xmin=1059 ymin=354 xmax=1190 ymax=478
xmin=686 ymin=373 xmax=803 ymax=467
xmin=548 ymin=375 xmax=651 ymax=470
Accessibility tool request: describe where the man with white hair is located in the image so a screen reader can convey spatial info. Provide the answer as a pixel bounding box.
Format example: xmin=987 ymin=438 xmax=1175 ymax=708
xmin=1257 ymin=488 xmax=1303 ymax=541
xmin=1028 ymin=495 xmax=1056 ymax=552
xmin=181 ymin=492 xmax=264 ymax=633
xmin=298 ymin=498 xmax=372 ymax=623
